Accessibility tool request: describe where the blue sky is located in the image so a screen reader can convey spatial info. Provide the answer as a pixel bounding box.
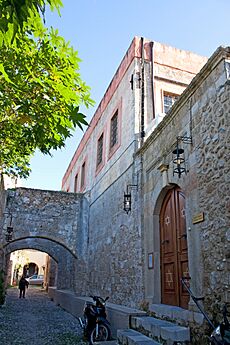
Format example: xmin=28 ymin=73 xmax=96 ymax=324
xmin=22 ymin=0 xmax=230 ymax=191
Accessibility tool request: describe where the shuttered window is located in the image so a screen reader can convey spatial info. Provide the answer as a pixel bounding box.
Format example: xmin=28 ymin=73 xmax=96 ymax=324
xmin=74 ymin=174 xmax=78 ymax=193
xmin=81 ymin=162 xmax=86 ymax=189
xmin=163 ymin=93 xmax=179 ymax=113
xmin=110 ymin=110 xmax=118 ymax=149
xmin=97 ymin=133 xmax=104 ymax=167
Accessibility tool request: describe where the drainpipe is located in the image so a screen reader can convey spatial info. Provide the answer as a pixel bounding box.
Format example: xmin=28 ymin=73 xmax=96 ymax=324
xmin=139 ymin=38 xmax=146 ymax=301
xmin=140 ymin=37 xmax=145 ymax=146
xmin=150 ymin=41 xmax=156 ymax=119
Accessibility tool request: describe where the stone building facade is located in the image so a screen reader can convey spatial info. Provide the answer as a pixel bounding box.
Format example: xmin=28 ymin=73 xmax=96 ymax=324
xmin=0 ymin=37 xmax=229 ymax=343
xmin=62 ymin=38 xmax=229 ymax=329
xmin=61 ymin=36 xmax=208 ymax=307
xmin=139 ymin=46 xmax=230 ymax=325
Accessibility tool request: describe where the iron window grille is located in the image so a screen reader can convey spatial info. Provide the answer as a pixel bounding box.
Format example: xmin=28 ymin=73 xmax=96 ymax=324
xmin=163 ymin=93 xmax=179 ymax=114
xmin=110 ymin=110 xmax=118 ymax=149
xmin=81 ymin=162 xmax=86 ymax=189
xmin=97 ymin=133 xmax=104 ymax=167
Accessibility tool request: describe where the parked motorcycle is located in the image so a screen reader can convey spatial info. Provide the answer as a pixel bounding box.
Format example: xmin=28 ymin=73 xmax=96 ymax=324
xmin=181 ymin=277 xmax=230 ymax=345
xmin=78 ymin=295 xmax=111 ymax=344
xmin=210 ymin=305 xmax=230 ymax=345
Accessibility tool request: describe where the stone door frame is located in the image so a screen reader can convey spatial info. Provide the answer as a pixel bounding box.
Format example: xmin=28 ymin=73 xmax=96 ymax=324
xmin=144 ymin=182 xmax=203 ymax=310
xmin=160 ymin=187 xmax=189 ymax=308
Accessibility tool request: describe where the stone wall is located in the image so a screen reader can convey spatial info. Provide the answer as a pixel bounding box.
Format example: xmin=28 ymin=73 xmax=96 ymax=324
xmin=1 ymin=187 xmax=89 ymax=292
xmin=87 ymin=164 xmax=144 ymax=307
xmin=140 ymin=48 xmax=230 ymax=341
xmin=4 ymin=188 xmax=84 ymax=255
xmin=195 ymin=79 xmax=230 ymax=315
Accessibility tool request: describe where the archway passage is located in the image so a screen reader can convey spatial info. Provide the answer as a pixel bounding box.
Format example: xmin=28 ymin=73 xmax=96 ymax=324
xmin=4 ymin=237 xmax=78 ymax=291
xmin=160 ymin=187 xmax=189 ymax=308
xmin=23 ymin=262 xmax=39 ymax=277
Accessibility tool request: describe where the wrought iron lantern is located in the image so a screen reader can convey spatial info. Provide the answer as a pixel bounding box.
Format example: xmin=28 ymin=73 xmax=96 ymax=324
xmin=123 ymin=184 xmax=138 ymax=214
xmin=5 ymin=211 xmax=13 ymax=243
xmin=172 ymin=136 xmax=192 ymax=178
xmin=6 ymin=226 xmax=13 ymax=242
xmin=124 ymin=192 xmax=132 ymax=214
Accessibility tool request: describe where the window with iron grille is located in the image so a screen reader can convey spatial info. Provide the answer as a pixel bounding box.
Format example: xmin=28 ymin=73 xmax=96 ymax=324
xmin=74 ymin=174 xmax=78 ymax=193
xmin=110 ymin=110 xmax=118 ymax=149
xmin=97 ymin=133 xmax=104 ymax=167
xmin=81 ymin=162 xmax=86 ymax=189
xmin=163 ymin=93 xmax=179 ymax=114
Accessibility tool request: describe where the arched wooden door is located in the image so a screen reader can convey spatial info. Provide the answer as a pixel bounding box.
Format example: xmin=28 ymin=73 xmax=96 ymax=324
xmin=160 ymin=187 xmax=189 ymax=309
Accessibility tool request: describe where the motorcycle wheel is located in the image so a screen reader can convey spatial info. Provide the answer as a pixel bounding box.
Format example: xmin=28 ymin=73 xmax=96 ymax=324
xmin=90 ymin=324 xmax=111 ymax=344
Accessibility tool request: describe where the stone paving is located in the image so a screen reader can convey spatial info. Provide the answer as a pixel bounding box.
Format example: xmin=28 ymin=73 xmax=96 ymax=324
xmin=0 ymin=287 xmax=86 ymax=345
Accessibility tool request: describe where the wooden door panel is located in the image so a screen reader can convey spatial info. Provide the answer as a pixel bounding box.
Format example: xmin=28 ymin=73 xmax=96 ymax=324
xmin=176 ymin=190 xmax=189 ymax=308
xmin=160 ymin=187 xmax=189 ymax=308
xmin=179 ymin=260 xmax=190 ymax=308
xmin=176 ymin=191 xmax=187 ymax=253
xmin=161 ymin=195 xmax=175 ymax=256
xmin=160 ymin=189 xmax=178 ymax=306
xmin=163 ymin=262 xmax=179 ymax=306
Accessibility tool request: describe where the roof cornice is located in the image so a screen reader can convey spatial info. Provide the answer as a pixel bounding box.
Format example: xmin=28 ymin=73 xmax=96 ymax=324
xmin=138 ymin=46 xmax=230 ymax=155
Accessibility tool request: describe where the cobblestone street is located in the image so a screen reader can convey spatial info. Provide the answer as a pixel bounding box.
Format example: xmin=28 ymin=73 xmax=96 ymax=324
xmin=0 ymin=287 xmax=85 ymax=345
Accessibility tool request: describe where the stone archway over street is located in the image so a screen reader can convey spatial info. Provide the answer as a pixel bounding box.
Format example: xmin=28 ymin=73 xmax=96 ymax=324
xmin=4 ymin=237 xmax=77 ymax=290
xmin=0 ymin=188 xmax=89 ymax=293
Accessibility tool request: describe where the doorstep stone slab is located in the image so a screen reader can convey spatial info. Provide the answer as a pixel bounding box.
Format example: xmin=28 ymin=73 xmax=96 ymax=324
xmin=149 ymin=303 xmax=203 ymax=325
xmin=117 ymin=329 xmax=162 ymax=345
xmin=160 ymin=325 xmax=190 ymax=342
xmin=106 ymin=303 xmax=146 ymax=338
xmin=131 ymin=316 xmax=175 ymax=337
xmin=94 ymin=341 xmax=117 ymax=345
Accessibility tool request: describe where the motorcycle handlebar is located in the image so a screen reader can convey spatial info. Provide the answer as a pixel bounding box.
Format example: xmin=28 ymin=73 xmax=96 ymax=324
xmin=89 ymin=295 xmax=109 ymax=303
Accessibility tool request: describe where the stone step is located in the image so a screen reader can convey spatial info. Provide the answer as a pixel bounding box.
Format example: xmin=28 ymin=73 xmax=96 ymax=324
xmin=149 ymin=304 xmax=204 ymax=326
xmin=94 ymin=341 xmax=117 ymax=345
xmin=117 ymin=329 xmax=163 ymax=345
xmin=131 ymin=315 xmax=190 ymax=344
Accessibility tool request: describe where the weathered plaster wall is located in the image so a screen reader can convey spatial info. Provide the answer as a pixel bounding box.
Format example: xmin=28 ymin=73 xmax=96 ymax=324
xmin=62 ymin=37 xmax=207 ymax=192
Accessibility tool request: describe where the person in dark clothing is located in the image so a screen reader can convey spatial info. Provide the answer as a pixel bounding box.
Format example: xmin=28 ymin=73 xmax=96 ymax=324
xmin=18 ymin=276 xmax=29 ymax=298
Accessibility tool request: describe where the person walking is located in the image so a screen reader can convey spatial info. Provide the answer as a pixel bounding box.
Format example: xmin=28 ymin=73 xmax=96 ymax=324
xmin=18 ymin=276 xmax=29 ymax=298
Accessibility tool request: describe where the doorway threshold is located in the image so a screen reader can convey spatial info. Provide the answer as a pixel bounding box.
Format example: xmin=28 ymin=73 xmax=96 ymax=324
xmin=149 ymin=304 xmax=204 ymax=326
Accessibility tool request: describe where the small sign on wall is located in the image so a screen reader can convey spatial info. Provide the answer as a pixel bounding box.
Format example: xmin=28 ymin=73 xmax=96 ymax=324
xmin=192 ymin=212 xmax=204 ymax=224
xmin=148 ymin=253 xmax=154 ymax=269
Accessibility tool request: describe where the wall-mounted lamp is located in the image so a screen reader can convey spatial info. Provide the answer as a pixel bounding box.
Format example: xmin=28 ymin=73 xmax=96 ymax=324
xmin=5 ymin=212 xmax=13 ymax=243
xmin=172 ymin=136 xmax=192 ymax=178
xmin=123 ymin=184 xmax=138 ymax=214
xmin=6 ymin=226 xmax=13 ymax=242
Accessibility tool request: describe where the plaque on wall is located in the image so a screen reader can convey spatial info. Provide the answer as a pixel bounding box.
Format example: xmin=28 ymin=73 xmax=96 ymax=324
xmin=192 ymin=212 xmax=204 ymax=224
xmin=148 ymin=253 xmax=154 ymax=269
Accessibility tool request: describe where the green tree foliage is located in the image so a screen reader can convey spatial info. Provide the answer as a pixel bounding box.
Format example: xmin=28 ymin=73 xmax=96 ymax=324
xmin=0 ymin=0 xmax=63 ymax=46
xmin=0 ymin=1 xmax=94 ymax=178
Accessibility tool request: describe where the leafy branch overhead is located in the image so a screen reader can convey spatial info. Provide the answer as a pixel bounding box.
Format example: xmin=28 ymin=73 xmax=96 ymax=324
xmin=0 ymin=0 xmax=63 ymax=46
xmin=0 ymin=0 xmax=94 ymax=178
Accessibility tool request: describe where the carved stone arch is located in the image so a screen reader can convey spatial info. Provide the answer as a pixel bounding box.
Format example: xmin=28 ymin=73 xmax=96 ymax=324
xmin=4 ymin=236 xmax=78 ymax=261
xmin=4 ymin=237 xmax=78 ymax=290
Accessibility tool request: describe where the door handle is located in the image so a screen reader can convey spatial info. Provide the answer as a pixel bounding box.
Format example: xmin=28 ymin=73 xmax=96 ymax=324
xmin=178 ymin=233 xmax=187 ymax=239
xmin=161 ymin=239 xmax=169 ymax=245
